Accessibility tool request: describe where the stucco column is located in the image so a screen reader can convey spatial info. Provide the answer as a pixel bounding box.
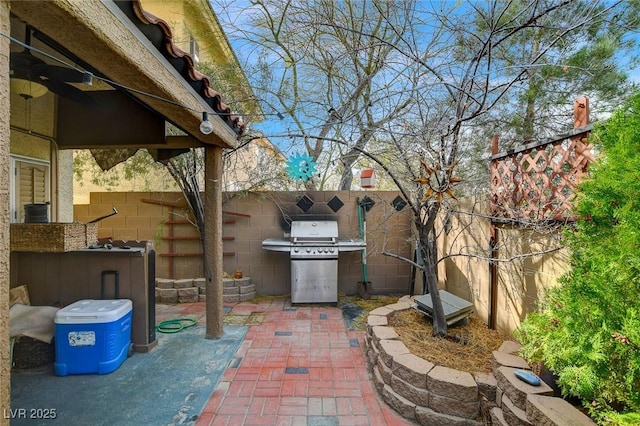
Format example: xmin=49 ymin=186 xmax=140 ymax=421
xmin=0 ymin=1 xmax=12 ymax=421
xmin=204 ymin=145 xmax=224 ymax=339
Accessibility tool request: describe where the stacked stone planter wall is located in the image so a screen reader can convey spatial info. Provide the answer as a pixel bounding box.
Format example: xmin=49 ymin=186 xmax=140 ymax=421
xmin=155 ymin=277 xmax=256 ymax=303
xmin=489 ymin=342 xmax=595 ymax=426
xmin=365 ymin=297 xmax=485 ymax=425
xmin=364 ymin=297 xmax=595 ymax=426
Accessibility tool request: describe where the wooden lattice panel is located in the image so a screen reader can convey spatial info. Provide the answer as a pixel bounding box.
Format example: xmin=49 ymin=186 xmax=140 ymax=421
xmin=490 ymin=131 xmax=594 ymax=222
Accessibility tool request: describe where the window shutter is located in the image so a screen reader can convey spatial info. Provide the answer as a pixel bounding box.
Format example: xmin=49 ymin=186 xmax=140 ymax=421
xmin=15 ymin=161 xmax=49 ymax=222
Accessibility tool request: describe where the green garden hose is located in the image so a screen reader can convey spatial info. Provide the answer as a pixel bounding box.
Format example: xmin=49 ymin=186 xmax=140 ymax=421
xmin=156 ymin=318 xmax=197 ymax=333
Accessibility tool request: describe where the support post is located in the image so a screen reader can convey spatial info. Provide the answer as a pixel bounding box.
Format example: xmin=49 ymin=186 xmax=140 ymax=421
xmin=489 ymin=225 xmax=498 ymax=330
xmin=488 ymin=134 xmax=500 ymax=330
xmin=204 ymin=145 xmax=224 ymax=339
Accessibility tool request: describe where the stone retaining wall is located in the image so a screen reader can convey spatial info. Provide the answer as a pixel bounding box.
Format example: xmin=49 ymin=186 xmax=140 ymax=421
xmin=155 ymin=277 xmax=256 ymax=303
xmin=489 ymin=342 xmax=595 ymax=426
xmin=364 ymin=297 xmax=595 ymax=426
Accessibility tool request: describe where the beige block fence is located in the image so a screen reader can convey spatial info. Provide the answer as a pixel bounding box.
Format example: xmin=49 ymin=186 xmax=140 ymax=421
xmin=436 ymin=198 xmax=569 ymax=335
xmin=74 ymin=191 xmax=414 ymax=297
xmin=74 ymin=192 xmax=569 ymax=336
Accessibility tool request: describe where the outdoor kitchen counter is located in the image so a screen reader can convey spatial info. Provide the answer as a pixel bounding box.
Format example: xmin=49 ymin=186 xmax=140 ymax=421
xmin=9 ymin=245 xmax=156 ymax=353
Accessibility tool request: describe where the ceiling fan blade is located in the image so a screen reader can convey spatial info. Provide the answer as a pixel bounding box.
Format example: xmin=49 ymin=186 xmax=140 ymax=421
xmin=11 ymin=25 xmax=96 ymax=107
xmin=10 ymin=50 xmax=46 ymax=73
xmin=43 ymin=79 xmax=98 ymax=107
xmin=33 ymin=64 xmax=85 ymax=83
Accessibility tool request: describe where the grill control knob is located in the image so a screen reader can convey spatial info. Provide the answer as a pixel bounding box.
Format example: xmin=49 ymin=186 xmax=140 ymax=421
xmin=306 ymin=248 xmax=311 ymax=253
xmin=293 ymin=247 xmax=299 ymax=253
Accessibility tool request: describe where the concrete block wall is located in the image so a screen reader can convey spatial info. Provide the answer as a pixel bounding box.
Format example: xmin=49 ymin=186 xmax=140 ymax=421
xmin=73 ymin=191 xmax=572 ymax=336
xmin=74 ymin=190 xmax=413 ymax=297
xmin=364 ymin=299 xmax=595 ymax=426
xmin=437 ymin=197 xmax=571 ymax=336
xmin=224 ymin=190 xmax=413 ymax=296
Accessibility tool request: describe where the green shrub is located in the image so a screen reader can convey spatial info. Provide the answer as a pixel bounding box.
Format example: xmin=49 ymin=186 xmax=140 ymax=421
xmin=516 ymin=92 xmax=640 ymax=424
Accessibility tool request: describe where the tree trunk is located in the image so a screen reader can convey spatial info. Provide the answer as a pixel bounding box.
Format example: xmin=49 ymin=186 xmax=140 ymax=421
xmin=523 ymin=90 xmax=536 ymax=143
xmin=423 ymin=237 xmax=447 ymax=337
xmin=338 ymin=161 xmax=354 ymax=190
xmin=417 ymin=203 xmax=448 ymax=337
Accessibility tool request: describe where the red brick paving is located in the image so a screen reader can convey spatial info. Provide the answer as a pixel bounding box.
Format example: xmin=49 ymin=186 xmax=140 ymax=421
xmin=158 ymin=300 xmax=414 ymax=425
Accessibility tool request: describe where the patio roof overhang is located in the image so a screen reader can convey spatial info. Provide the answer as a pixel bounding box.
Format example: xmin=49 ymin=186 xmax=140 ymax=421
xmin=9 ymin=0 xmax=239 ymax=152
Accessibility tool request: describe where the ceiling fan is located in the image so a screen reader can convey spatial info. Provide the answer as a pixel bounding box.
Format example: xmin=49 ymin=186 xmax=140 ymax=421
xmin=10 ymin=25 xmax=97 ymax=106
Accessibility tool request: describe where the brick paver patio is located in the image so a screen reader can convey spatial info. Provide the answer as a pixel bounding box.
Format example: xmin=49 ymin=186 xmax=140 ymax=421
xmin=157 ymin=299 xmax=414 ymax=425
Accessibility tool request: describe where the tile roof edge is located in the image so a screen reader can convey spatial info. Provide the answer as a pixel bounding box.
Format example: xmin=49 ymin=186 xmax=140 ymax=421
xmin=130 ymin=0 xmax=244 ymax=135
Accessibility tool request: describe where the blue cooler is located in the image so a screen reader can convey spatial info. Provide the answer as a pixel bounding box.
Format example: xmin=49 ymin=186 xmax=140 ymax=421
xmin=54 ymin=299 xmax=132 ymax=376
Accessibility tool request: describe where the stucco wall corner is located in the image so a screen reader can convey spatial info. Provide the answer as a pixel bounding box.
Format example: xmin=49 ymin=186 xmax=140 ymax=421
xmin=57 ymin=150 xmax=74 ymax=222
xmin=1 ymin=0 xmax=13 ymax=422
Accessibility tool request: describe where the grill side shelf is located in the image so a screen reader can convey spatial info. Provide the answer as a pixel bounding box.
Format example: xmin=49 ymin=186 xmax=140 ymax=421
xmin=261 ymin=238 xmax=291 ymax=252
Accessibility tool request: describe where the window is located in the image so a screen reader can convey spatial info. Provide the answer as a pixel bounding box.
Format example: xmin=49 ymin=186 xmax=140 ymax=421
xmin=10 ymin=156 xmax=50 ymax=223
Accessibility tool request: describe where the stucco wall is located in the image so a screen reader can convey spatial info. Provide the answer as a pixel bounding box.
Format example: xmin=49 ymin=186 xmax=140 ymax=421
xmin=9 ymin=129 xmax=51 ymax=160
xmin=57 ymin=150 xmax=74 ymax=222
xmin=9 ymin=87 xmax=55 ymax=161
xmin=437 ymin=197 xmax=570 ymax=336
xmin=1 ymin=0 xmax=12 ymax=420
xmin=74 ymin=191 xmax=414 ymax=296
xmin=493 ymin=225 xmax=570 ymax=333
xmin=437 ymin=198 xmax=492 ymax=322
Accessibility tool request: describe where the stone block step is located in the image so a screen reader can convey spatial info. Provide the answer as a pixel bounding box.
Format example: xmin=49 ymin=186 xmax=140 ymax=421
xmin=239 ymin=284 xmax=255 ymax=294
xmin=390 ymin=374 xmax=429 ymax=407
xmin=502 ymin=394 xmax=532 ymax=426
xmin=526 ymin=394 xmax=595 ymax=426
xmin=498 ymin=340 xmax=523 ymax=354
xmin=415 ymin=405 xmax=471 ymax=426
xmin=429 ymin=389 xmax=479 ymax=419
xmin=378 ymin=339 xmax=410 ymax=369
xmin=156 ymin=278 xmax=174 ymax=289
xmin=239 ymin=291 xmax=255 ymax=302
xmin=173 ymin=279 xmax=193 ymax=289
xmin=392 ymin=353 xmax=434 ymax=388
xmin=492 ymin=350 xmax=531 ymax=370
xmin=371 ymin=325 xmax=399 ymax=342
xmin=473 ymin=371 xmax=497 ymax=402
xmin=156 ymin=288 xmax=177 ymax=303
xmin=495 ymin=366 xmax=553 ymax=411
xmin=177 ymin=287 xmax=198 ymax=303
xmin=490 ymin=407 xmax=510 ymax=426
xmin=427 ymin=365 xmax=478 ymax=402
xmin=381 ymin=384 xmax=416 ymax=421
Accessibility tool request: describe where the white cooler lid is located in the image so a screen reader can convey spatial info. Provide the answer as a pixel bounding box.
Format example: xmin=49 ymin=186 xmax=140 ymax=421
xmin=55 ymin=299 xmax=132 ymax=324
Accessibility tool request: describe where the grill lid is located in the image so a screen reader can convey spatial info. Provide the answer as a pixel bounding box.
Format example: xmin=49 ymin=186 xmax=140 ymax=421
xmin=290 ymin=221 xmax=338 ymax=242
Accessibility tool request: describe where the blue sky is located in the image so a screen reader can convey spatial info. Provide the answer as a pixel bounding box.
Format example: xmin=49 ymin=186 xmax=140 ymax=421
xmin=212 ymin=0 xmax=640 ymax=149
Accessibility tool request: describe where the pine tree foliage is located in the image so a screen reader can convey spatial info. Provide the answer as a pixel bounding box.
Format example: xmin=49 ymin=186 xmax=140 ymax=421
xmin=516 ymin=92 xmax=640 ymax=424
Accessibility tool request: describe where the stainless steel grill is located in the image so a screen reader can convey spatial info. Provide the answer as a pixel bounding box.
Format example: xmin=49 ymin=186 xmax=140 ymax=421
xmin=262 ymin=220 xmax=365 ymax=304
